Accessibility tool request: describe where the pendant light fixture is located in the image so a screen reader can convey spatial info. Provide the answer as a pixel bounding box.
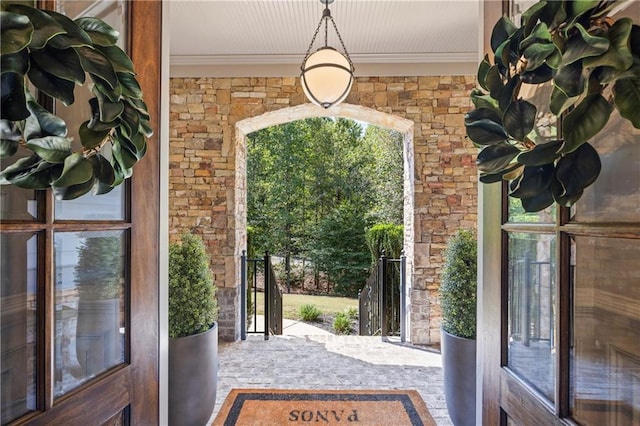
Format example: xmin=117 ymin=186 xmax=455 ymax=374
xmin=300 ymin=0 xmax=354 ymax=109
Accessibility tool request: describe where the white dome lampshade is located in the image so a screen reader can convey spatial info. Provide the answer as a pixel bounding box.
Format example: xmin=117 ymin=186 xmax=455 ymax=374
xmin=301 ymin=47 xmax=354 ymax=109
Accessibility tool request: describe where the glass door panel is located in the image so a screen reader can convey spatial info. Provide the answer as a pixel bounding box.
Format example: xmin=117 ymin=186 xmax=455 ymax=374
xmin=0 ymin=233 xmax=38 ymax=424
xmin=54 ymin=230 xmax=127 ymax=398
xmin=507 ymin=232 xmax=556 ymax=402
xmin=571 ymin=237 xmax=640 ymax=425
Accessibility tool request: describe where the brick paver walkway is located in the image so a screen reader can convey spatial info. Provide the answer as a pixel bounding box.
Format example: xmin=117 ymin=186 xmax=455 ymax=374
xmin=210 ymin=333 xmax=453 ymax=425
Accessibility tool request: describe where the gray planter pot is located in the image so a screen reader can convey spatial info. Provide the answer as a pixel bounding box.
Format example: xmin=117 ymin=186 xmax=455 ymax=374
xmin=169 ymin=323 xmax=218 ymax=426
xmin=441 ymin=328 xmax=476 ymax=426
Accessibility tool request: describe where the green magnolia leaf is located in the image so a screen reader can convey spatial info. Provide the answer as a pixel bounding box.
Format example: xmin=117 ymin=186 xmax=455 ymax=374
xmin=491 ymin=15 xmax=518 ymax=53
xmin=0 ymin=72 xmax=29 ymax=120
xmin=509 ymin=163 xmax=555 ymax=199
xmin=53 ymin=175 xmax=95 ymax=200
xmin=464 ymin=108 xmax=502 ymax=126
xmin=562 ymin=94 xmax=611 ymax=153
xmin=120 ymin=103 xmax=140 ymax=139
xmin=126 ymin=98 xmax=151 ymax=120
xmin=518 ymin=140 xmax=564 ymax=166
xmin=503 ymin=99 xmax=537 ymax=141
xmin=139 ymin=119 xmax=153 ymax=138
xmin=30 ymin=46 xmax=84 ymax=84
xmin=87 ymin=98 xmax=119 ymax=132
xmin=562 ymin=23 xmax=609 ymax=65
xmin=613 ymin=78 xmax=640 ymax=128
xmin=477 ymin=142 xmax=520 ymax=173
xmin=6 ymin=4 xmax=64 ymax=50
xmin=520 ymin=63 xmax=554 ymax=84
xmin=520 ymin=187 xmax=555 ymax=212
xmin=51 ymin=152 xmax=93 ymax=187
xmin=486 ymin=65 xmax=504 ymax=99
xmin=117 ymin=72 xmax=143 ymax=99
xmin=44 ymin=9 xmax=92 ymax=49
xmin=584 ymin=18 xmax=634 ymax=71
xmin=75 ymin=17 xmax=119 ymax=46
xmin=555 ymin=60 xmax=586 ymax=97
xmin=520 ymin=22 xmax=552 ymax=51
xmin=0 ymin=154 xmax=58 ymax=188
xmin=24 ymin=100 xmax=68 ymax=140
xmin=27 ymin=61 xmax=75 ymax=106
xmin=1 ymin=49 xmax=29 ymax=75
xmin=479 ymin=163 xmax=523 ymax=184
xmin=0 ymin=139 xmax=19 ymax=158
xmin=92 ymin=74 xmax=122 ymax=103
xmin=550 ymin=85 xmax=577 ymax=115
xmin=477 ymin=54 xmax=491 ymax=91
xmin=97 ymin=45 xmax=135 ymax=74
xmin=76 ymin=46 xmax=118 ymax=89
xmin=593 ymin=62 xmax=640 ymax=85
xmin=94 ymin=89 xmax=125 ymax=122
xmin=556 ymin=142 xmax=601 ymax=200
xmin=112 ymin=140 xmax=138 ymax=169
xmin=569 ymin=0 xmax=600 ymax=17
xmin=521 ymin=1 xmax=548 ymax=37
xmin=523 ymin=42 xmax=557 ymax=71
xmin=498 ymin=77 xmax=521 ymax=112
xmin=539 ymin=0 xmax=566 ymax=30
xmin=79 ymin=120 xmax=110 ymax=150
xmin=470 ymin=89 xmax=499 ymax=111
xmin=90 ymin=154 xmax=116 ymax=195
xmin=466 ymin=119 xmax=508 ymax=146
xmin=0 ymin=11 xmax=33 ymax=55
xmin=25 ymin=136 xmax=72 ymax=163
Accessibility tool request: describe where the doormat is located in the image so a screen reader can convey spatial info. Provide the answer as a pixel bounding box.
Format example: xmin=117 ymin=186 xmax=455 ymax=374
xmin=211 ymin=389 xmax=436 ymax=425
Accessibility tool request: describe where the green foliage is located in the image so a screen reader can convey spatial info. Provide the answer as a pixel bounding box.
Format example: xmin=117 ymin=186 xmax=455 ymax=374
xmin=440 ymin=230 xmax=477 ymax=339
xmin=365 ymin=223 xmax=403 ymax=262
xmin=0 ymin=4 xmax=151 ymax=199
xmin=169 ymin=234 xmax=218 ymax=339
xmin=299 ymin=304 xmax=322 ymax=322
xmin=467 ymin=0 xmax=640 ymax=212
xmin=332 ymin=312 xmax=352 ymax=334
xmin=345 ymin=306 xmax=358 ymax=320
xmin=75 ymin=234 xmax=122 ymax=299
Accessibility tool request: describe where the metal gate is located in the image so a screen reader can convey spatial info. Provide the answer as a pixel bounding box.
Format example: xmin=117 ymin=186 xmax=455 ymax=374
xmin=241 ymin=251 xmax=283 ymax=340
xmin=358 ymin=252 xmax=406 ymax=340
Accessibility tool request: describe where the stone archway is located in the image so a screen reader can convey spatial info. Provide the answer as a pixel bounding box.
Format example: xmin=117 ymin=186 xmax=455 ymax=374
xmin=169 ymin=76 xmax=477 ymax=344
xmin=234 ymin=104 xmax=416 ymax=340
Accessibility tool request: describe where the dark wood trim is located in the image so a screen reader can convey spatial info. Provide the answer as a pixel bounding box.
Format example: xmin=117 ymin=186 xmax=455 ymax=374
xmin=128 ymin=1 xmax=162 ymax=424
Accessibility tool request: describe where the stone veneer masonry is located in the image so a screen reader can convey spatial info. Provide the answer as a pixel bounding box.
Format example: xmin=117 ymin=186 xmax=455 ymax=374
xmin=169 ymin=76 xmax=478 ymax=343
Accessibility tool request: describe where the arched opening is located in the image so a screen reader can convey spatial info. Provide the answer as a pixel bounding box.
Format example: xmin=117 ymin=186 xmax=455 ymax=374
xmin=235 ymin=104 xmax=415 ymax=340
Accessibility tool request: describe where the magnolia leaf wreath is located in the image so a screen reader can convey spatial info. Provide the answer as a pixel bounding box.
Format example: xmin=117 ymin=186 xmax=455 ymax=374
xmin=466 ymin=0 xmax=639 ymax=212
xmin=0 ymin=4 xmax=151 ymax=200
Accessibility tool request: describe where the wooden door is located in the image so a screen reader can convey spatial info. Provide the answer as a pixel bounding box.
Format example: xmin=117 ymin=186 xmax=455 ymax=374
xmin=0 ymin=1 xmax=161 ymax=424
xmin=479 ymin=2 xmax=640 ymax=425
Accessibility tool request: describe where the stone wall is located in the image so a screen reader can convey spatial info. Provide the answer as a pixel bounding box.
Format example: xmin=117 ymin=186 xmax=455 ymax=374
xmin=169 ymin=76 xmax=478 ymax=343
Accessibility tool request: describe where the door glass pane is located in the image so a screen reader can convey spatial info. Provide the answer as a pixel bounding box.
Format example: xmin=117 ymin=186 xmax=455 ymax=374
xmin=571 ymin=237 xmax=640 ymax=425
xmin=507 ymin=233 xmax=556 ymax=402
xmin=1 ymin=233 xmax=38 ymax=423
xmin=54 ymin=231 xmax=126 ymax=398
xmin=53 ymin=0 xmax=127 ymax=221
xmin=570 ymin=111 xmax=640 ymax=223
xmin=0 ymin=147 xmax=40 ymax=222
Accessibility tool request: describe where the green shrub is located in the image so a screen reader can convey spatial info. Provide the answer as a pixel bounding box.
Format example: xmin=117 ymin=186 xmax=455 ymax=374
xmin=333 ymin=312 xmax=351 ymax=334
xmin=365 ymin=223 xmax=403 ymax=262
xmin=299 ymin=304 xmax=322 ymax=322
xmin=439 ymin=229 xmax=477 ymax=339
xmin=169 ymin=234 xmax=218 ymax=338
xmin=345 ymin=306 xmax=358 ymax=320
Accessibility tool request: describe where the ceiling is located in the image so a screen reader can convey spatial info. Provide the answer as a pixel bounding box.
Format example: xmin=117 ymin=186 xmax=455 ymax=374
xmin=169 ymin=0 xmax=481 ymax=77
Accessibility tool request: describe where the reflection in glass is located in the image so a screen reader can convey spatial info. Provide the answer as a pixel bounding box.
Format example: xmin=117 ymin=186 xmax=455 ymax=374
xmin=1 ymin=233 xmax=37 ymax=423
xmin=508 ymin=196 xmax=556 ymax=224
xmin=53 ymin=0 xmax=127 ymax=221
xmin=507 ymin=233 xmax=556 ymax=402
xmin=572 ymin=111 xmax=640 ymax=223
xmin=571 ymin=237 xmax=640 ymax=425
xmin=54 ymin=231 xmax=126 ymax=398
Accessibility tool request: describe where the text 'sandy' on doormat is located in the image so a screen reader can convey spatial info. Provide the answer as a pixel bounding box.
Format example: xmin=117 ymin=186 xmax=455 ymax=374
xmin=212 ymin=389 xmax=436 ymax=425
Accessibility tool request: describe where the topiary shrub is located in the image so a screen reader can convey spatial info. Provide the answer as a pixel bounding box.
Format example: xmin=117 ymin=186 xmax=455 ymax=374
xmin=169 ymin=233 xmax=218 ymax=338
xmin=440 ymin=229 xmax=477 ymax=339
xmin=299 ymin=304 xmax=322 ymax=322
xmin=365 ymin=223 xmax=403 ymax=262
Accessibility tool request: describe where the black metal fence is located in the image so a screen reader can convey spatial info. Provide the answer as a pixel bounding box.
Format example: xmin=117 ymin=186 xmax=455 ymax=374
xmin=241 ymin=251 xmax=283 ymax=340
xmin=358 ymin=252 xmax=406 ymax=340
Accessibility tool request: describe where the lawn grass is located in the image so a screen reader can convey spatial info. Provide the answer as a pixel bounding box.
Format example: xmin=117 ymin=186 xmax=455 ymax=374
xmin=254 ymin=292 xmax=358 ymax=320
